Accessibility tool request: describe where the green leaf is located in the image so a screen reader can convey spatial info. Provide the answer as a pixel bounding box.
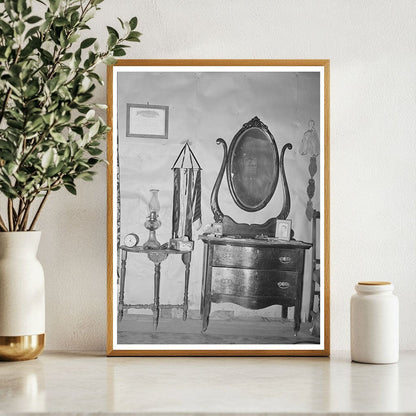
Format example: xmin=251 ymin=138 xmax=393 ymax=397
xmin=26 ymin=15 xmax=42 ymax=24
xmin=129 ymin=17 xmax=138 ymax=30
xmin=83 ymin=9 xmax=95 ymax=23
xmin=7 ymin=119 xmax=24 ymax=129
xmin=25 ymin=117 xmax=44 ymax=133
xmin=5 ymin=162 xmax=18 ymax=176
xmin=117 ymin=17 xmax=125 ymax=29
xmin=113 ymin=47 xmax=126 ymax=57
xmin=14 ymin=171 xmax=28 ymax=183
xmin=87 ymin=158 xmax=100 ymax=166
xmin=42 ymin=112 xmax=54 ymax=125
xmin=107 ymin=33 xmax=117 ymax=49
xmin=54 ymin=17 xmax=69 ymax=27
xmin=45 ymin=164 xmax=62 ymax=177
xmin=87 ymin=147 xmax=102 ymax=156
xmin=50 ymin=131 xmax=67 ymax=143
xmin=103 ymin=56 xmax=117 ymax=65
xmin=80 ymin=37 xmax=96 ymax=49
xmin=0 ymin=20 xmax=13 ymax=35
xmin=48 ymin=76 xmax=60 ymax=92
xmin=49 ymin=0 xmax=59 ymax=13
xmin=126 ymin=31 xmax=141 ymax=42
xmin=74 ymin=148 xmax=84 ymax=159
xmin=17 ymin=0 xmax=26 ymax=14
xmin=4 ymin=1 xmax=16 ymax=19
xmin=24 ymin=83 xmax=39 ymax=98
xmin=70 ymin=11 xmax=80 ymax=26
xmin=16 ymin=21 xmax=25 ymax=35
xmin=78 ymin=171 xmax=94 ymax=181
xmin=68 ymin=33 xmax=80 ymax=44
xmin=0 ymin=141 xmax=14 ymax=152
xmin=22 ymin=5 xmax=32 ymax=17
xmin=0 ymin=183 xmax=18 ymax=198
xmin=106 ymin=26 xmax=119 ymax=38
xmin=64 ymin=183 xmax=76 ymax=195
xmin=85 ymin=109 xmax=95 ymax=120
xmin=63 ymin=147 xmax=70 ymax=159
xmin=41 ymin=148 xmax=54 ymax=169
xmin=88 ymin=120 xmax=100 ymax=138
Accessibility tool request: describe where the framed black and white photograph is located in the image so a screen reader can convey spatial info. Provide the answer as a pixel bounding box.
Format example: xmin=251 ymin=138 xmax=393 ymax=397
xmin=126 ymin=103 xmax=169 ymax=139
xmin=107 ymin=60 xmax=330 ymax=356
xmin=276 ymin=219 xmax=292 ymax=241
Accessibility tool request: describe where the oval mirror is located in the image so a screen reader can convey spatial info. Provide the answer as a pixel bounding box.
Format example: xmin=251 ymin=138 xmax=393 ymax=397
xmin=227 ymin=118 xmax=279 ymax=212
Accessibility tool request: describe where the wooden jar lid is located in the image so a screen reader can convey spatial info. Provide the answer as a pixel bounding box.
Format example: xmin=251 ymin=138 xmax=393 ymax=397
xmin=358 ymin=281 xmax=391 ymax=285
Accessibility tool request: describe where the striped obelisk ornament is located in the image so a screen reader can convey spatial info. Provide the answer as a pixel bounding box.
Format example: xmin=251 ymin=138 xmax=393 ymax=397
xmin=171 ymin=142 xmax=202 ymax=241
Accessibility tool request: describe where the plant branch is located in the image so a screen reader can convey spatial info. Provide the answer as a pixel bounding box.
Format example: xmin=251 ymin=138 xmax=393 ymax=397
xmin=29 ymin=189 xmax=50 ymax=231
xmin=20 ymin=200 xmax=33 ymax=231
xmin=7 ymin=199 xmax=14 ymax=231
xmin=14 ymin=199 xmax=27 ymax=231
xmin=0 ymin=213 xmax=8 ymax=232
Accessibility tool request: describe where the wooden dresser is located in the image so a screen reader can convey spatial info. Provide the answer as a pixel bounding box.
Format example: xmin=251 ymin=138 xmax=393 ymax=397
xmin=199 ymin=235 xmax=311 ymax=335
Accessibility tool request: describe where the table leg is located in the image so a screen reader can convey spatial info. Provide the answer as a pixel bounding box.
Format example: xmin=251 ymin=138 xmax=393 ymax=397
xmin=147 ymin=252 xmax=168 ymax=331
xmin=118 ymin=249 xmax=128 ymax=321
xmin=200 ymin=244 xmax=207 ymax=318
xmin=202 ymin=245 xmax=213 ymax=332
xmin=182 ymin=252 xmax=192 ymax=321
xmin=153 ymin=262 xmax=161 ymax=330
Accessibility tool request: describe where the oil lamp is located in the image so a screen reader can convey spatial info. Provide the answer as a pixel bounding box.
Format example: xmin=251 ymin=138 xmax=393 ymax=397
xmin=143 ymin=189 xmax=161 ymax=249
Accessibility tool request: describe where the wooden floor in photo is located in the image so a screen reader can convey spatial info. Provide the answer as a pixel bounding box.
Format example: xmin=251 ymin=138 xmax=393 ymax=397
xmin=117 ymin=314 xmax=319 ymax=345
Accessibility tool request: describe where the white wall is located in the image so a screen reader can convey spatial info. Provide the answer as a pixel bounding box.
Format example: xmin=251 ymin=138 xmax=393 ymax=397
xmin=37 ymin=0 xmax=416 ymax=351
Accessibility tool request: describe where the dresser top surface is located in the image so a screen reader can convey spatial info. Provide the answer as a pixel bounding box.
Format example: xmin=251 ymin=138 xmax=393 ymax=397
xmin=0 ymin=351 xmax=414 ymax=415
xmin=199 ymin=234 xmax=312 ymax=249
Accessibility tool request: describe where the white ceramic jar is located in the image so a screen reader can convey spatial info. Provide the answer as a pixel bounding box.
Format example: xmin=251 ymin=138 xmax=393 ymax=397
xmin=350 ymin=281 xmax=399 ymax=364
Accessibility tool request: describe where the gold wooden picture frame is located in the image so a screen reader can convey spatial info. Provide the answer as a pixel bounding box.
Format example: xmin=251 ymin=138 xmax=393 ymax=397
xmin=107 ymin=60 xmax=330 ymax=356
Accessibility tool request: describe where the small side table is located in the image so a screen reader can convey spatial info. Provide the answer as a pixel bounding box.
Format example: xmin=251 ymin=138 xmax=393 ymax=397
xmin=118 ymin=246 xmax=192 ymax=330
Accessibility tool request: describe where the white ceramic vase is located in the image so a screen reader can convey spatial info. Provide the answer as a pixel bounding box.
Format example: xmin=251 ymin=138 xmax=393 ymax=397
xmin=350 ymin=281 xmax=399 ymax=364
xmin=0 ymin=231 xmax=45 ymax=360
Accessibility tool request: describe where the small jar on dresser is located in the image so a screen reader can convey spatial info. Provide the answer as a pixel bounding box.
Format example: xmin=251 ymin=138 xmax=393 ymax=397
xmin=350 ymin=281 xmax=399 ymax=364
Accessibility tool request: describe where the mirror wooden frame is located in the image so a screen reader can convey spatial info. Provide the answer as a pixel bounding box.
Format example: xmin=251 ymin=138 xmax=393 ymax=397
xmin=107 ymin=60 xmax=330 ymax=357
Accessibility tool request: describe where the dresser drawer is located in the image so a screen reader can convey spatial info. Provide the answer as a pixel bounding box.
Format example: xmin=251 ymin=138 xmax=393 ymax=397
xmin=212 ymin=244 xmax=300 ymax=271
xmin=211 ymin=267 xmax=298 ymax=300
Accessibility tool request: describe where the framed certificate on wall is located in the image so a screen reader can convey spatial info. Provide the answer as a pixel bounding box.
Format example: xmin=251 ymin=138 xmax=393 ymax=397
xmin=126 ymin=103 xmax=169 ymax=139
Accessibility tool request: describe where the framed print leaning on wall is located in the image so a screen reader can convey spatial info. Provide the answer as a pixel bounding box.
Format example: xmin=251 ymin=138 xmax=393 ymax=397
xmin=107 ymin=60 xmax=330 ymax=356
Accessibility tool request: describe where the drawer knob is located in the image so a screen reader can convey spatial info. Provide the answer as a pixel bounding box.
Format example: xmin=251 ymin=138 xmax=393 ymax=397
xmin=221 ymin=278 xmax=232 ymax=285
xmin=277 ymin=281 xmax=290 ymax=289
xmin=279 ymin=256 xmax=292 ymax=264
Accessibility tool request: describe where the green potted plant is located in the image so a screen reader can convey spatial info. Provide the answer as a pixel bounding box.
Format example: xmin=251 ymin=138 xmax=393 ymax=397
xmin=0 ymin=0 xmax=140 ymax=360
